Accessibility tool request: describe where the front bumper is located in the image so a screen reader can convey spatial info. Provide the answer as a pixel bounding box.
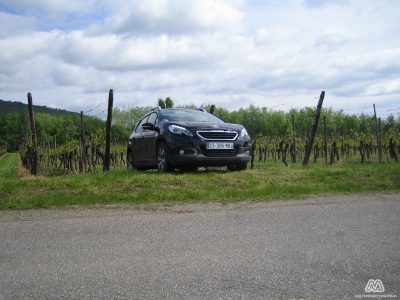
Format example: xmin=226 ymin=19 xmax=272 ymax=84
xmin=165 ymin=135 xmax=251 ymax=167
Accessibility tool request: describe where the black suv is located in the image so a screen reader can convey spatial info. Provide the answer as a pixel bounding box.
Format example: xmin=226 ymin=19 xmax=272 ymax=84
xmin=127 ymin=108 xmax=251 ymax=172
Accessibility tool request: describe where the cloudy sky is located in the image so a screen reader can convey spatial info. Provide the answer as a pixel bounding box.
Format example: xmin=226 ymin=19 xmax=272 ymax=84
xmin=0 ymin=0 xmax=399 ymax=118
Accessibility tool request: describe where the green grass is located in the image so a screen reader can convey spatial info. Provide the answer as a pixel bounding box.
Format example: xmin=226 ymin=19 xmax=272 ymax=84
xmin=0 ymin=156 xmax=399 ymax=210
xmin=0 ymin=153 xmax=18 ymax=178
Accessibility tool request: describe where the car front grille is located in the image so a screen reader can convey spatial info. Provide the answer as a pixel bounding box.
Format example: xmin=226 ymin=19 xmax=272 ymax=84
xmin=201 ymin=147 xmax=239 ymax=157
xmin=197 ymin=131 xmax=238 ymax=140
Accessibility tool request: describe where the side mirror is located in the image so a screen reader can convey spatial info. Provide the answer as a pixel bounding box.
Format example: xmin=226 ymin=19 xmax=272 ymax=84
xmin=142 ymin=122 xmax=155 ymax=131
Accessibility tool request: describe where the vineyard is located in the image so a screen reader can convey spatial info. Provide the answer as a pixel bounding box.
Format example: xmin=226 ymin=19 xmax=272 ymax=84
xmin=0 ymin=91 xmax=399 ymax=209
xmin=0 ymin=91 xmax=398 ymax=177
xmin=252 ymin=133 xmax=399 ymax=166
xmin=18 ymin=130 xmax=399 ymax=177
xmin=20 ymin=129 xmax=127 ymax=176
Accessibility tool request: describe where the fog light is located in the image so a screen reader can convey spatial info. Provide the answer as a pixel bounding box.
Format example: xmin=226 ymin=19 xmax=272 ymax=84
xmin=179 ymin=149 xmax=185 ymax=155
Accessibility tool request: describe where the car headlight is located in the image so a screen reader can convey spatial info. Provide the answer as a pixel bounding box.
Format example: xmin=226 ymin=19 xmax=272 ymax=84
xmin=239 ymin=128 xmax=249 ymax=138
xmin=168 ymin=125 xmax=193 ymax=137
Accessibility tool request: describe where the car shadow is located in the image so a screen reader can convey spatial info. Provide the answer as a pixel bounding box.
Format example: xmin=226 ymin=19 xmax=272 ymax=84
xmin=176 ymin=167 xmax=229 ymax=174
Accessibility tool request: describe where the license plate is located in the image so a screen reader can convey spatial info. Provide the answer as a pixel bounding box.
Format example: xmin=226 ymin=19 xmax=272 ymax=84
xmin=206 ymin=142 xmax=234 ymax=150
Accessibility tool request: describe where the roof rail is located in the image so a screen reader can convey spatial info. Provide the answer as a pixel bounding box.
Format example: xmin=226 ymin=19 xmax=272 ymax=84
xmin=196 ymin=108 xmax=207 ymax=112
xmin=151 ymin=106 xmax=161 ymax=111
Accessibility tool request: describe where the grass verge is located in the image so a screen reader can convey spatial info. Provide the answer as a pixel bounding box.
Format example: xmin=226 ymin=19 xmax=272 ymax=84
xmin=0 ymin=156 xmax=399 ymax=210
xmin=0 ymin=153 xmax=18 ymax=178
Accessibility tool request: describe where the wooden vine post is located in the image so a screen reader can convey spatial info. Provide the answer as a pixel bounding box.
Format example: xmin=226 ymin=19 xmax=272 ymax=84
xmin=251 ymin=139 xmax=256 ymax=169
xmin=373 ymin=104 xmax=382 ymax=163
xmin=103 ymin=89 xmax=113 ymax=172
xmin=27 ymin=92 xmax=39 ymax=175
xmin=378 ymin=117 xmax=383 ymax=162
xmin=323 ymin=115 xmax=328 ymax=165
xmin=303 ymin=91 xmax=325 ymax=166
xmin=291 ymin=114 xmax=296 ymax=163
xmin=80 ymin=111 xmax=86 ymax=172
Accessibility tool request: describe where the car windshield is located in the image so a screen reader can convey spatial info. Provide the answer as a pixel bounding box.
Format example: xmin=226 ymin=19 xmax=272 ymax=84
xmin=160 ymin=109 xmax=224 ymax=123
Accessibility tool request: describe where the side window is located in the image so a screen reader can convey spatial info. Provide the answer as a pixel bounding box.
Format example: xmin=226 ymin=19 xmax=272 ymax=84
xmin=147 ymin=113 xmax=158 ymax=126
xmin=135 ymin=115 xmax=149 ymax=133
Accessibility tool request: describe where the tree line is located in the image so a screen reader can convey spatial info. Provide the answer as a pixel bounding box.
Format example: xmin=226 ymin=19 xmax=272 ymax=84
xmin=1 ymin=101 xmax=399 ymax=155
xmin=0 ymin=111 xmax=129 ymax=152
xmin=112 ymin=104 xmax=400 ymax=142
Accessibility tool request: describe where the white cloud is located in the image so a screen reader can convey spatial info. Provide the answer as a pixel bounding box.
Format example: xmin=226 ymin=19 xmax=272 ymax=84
xmin=302 ymin=0 xmax=349 ymax=8
xmin=336 ymin=49 xmax=400 ymax=75
xmin=51 ymin=63 xmax=97 ymax=87
xmin=0 ymin=12 xmax=36 ymax=37
xmin=314 ymin=28 xmax=351 ymax=48
xmin=0 ymin=0 xmax=399 ymax=117
xmin=364 ymin=79 xmax=400 ymax=96
xmin=60 ymin=32 xmax=211 ymax=71
xmin=0 ymin=0 xmax=97 ymax=17
xmin=88 ymin=0 xmax=244 ymax=35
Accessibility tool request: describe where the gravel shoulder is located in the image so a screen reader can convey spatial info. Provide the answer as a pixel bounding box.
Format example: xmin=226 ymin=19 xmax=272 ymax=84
xmin=0 ymin=192 xmax=398 ymax=222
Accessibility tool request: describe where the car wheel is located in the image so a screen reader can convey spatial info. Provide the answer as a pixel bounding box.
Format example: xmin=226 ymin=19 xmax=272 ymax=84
xmin=227 ymin=162 xmax=247 ymax=171
xmin=157 ymin=143 xmax=173 ymax=172
xmin=127 ymin=150 xmax=143 ymax=171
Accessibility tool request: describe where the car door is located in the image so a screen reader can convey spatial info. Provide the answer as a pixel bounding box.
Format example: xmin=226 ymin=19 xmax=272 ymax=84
xmin=130 ymin=115 xmax=149 ymax=164
xmin=142 ymin=112 xmax=159 ymax=164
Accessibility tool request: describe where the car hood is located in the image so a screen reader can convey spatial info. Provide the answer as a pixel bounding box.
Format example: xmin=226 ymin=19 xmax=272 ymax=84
xmin=172 ymin=122 xmax=243 ymax=132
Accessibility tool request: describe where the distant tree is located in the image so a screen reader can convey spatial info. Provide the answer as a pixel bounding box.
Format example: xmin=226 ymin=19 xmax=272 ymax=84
xmin=210 ymin=104 xmax=216 ymax=114
xmin=157 ymin=97 xmax=174 ymax=108
xmin=113 ymin=106 xmax=152 ymax=129
xmin=158 ymin=98 xmax=166 ymax=109
xmin=0 ymin=111 xmax=128 ymax=151
xmin=165 ymin=97 xmax=174 ymax=108
xmin=0 ymin=112 xmax=26 ymax=151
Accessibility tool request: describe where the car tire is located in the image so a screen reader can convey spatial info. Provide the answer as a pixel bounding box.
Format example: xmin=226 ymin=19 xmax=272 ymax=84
xmin=227 ymin=162 xmax=247 ymax=171
xmin=127 ymin=150 xmax=134 ymax=170
xmin=127 ymin=150 xmax=143 ymax=171
xmin=157 ymin=143 xmax=173 ymax=172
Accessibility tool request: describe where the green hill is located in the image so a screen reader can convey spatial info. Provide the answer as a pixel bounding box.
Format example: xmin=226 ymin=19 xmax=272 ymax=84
xmin=0 ymin=99 xmax=76 ymax=116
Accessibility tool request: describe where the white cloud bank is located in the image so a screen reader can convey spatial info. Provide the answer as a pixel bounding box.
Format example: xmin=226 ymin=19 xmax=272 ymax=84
xmin=0 ymin=0 xmax=399 ymax=117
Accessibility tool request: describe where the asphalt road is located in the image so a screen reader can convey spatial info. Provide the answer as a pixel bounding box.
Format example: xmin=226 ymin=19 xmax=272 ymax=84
xmin=0 ymin=193 xmax=399 ymax=299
